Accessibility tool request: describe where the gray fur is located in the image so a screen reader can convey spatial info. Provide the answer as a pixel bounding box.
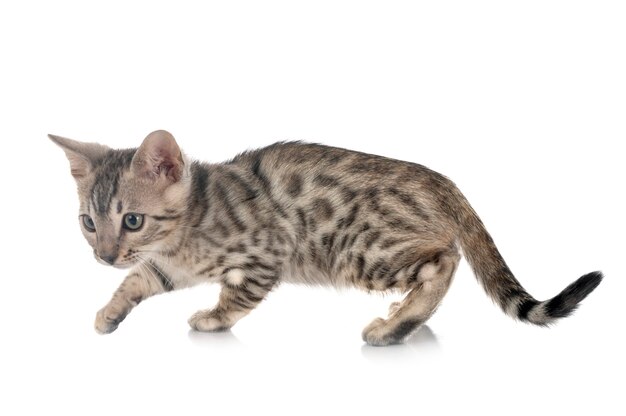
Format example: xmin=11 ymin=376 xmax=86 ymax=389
xmin=49 ymin=130 xmax=603 ymax=345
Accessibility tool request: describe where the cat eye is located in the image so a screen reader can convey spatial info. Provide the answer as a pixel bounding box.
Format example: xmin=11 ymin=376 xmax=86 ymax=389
xmin=123 ymin=213 xmax=144 ymax=231
xmin=82 ymin=215 xmax=96 ymax=232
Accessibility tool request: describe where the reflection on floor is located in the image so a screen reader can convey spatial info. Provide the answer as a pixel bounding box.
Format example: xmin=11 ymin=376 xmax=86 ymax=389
xmin=187 ymin=328 xmax=243 ymax=348
xmin=360 ymin=325 xmax=440 ymax=360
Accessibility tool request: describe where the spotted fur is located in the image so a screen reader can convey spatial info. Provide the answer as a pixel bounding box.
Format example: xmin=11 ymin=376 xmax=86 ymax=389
xmin=49 ymin=130 xmax=603 ymax=345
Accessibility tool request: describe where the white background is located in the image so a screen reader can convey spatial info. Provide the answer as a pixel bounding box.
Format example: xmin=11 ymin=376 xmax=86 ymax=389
xmin=1 ymin=1 xmax=624 ymax=415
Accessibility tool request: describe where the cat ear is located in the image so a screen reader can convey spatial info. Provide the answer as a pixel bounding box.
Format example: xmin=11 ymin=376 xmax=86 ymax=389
xmin=48 ymin=134 xmax=109 ymax=180
xmin=131 ymin=130 xmax=184 ymax=182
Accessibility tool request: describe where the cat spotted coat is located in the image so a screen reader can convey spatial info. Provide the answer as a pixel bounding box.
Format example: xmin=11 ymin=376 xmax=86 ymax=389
xmin=49 ymin=130 xmax=603 ymax=346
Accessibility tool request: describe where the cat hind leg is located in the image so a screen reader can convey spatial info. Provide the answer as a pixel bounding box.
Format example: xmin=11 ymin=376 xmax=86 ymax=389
xmin=362 ymin=249 xmax=460 ymax=346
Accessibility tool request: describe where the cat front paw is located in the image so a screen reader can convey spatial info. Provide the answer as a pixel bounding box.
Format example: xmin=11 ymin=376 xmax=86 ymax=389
xmin=188 ymin=309 xmax=231 ymax=332
xmin=94 ymin=307 xmax=125 ymax=334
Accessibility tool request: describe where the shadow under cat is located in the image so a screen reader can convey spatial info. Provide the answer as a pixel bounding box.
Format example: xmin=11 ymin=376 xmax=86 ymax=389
xmin=187 ymin=328 xmax=245 ymax=349
xmin=187 ymin=323 xmax=439 ymax=358
xmin=361 ymin=325 xmax=440 ymax=360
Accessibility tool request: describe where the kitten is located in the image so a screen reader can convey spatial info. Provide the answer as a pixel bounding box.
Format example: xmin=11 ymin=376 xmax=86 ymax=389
xmin=49 ymin=130 xmax=603 ymax=346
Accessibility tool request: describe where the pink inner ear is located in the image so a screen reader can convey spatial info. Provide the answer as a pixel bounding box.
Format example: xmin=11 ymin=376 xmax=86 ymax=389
xmin=134 ymin=130 xmax=183 ymax=182
xmin=153 ymin=159 xmax=179 ymax=180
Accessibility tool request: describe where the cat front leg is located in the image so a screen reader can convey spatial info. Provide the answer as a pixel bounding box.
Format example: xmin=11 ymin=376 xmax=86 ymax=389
xmin=188 ymin=268 xmax=279 ymax=332
xmin=95 ymin=263 xmax=173 ymax=334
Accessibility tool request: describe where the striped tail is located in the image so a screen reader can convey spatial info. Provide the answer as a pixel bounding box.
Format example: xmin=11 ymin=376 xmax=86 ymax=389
xmin=515 ymin=271 xmax=603 ymax=324
xmin=453 ymin=193 xmax=603 ymax=325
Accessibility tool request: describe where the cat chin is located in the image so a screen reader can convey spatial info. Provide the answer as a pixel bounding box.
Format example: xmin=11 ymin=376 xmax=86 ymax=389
xmin=112 ymin=262 xmax=135 ymax=270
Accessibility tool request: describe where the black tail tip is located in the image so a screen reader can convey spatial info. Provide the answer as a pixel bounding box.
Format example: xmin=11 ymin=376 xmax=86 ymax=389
xmin=544 ymin=271 xmax=603 ymax=319
xmin=577 ymin=271 xmax=604 ymax=292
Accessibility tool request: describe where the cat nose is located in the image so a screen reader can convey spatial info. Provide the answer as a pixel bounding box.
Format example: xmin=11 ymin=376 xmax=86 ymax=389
xmin=96 ymin=238 xmax=119 ymax=265
xmin=100 ymin=253 xmax=117 ymax=265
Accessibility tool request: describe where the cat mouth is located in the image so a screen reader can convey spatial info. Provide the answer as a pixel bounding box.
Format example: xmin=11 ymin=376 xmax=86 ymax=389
xmin=93 ymin=253 xmax=138 ymax=269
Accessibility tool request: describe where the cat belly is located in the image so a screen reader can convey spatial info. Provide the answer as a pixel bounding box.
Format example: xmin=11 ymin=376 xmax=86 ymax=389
xmin=280 ymin=261 xmax=339 ymax=287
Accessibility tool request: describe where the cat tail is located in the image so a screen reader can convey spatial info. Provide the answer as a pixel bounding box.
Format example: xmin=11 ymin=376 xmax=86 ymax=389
xmin=453 ymin=193 xmax=603 ymax=325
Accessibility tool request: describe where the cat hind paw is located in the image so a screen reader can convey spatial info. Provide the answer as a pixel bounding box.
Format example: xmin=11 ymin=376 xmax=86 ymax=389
xmin=188 ymin=310 xmax=231 ymax=332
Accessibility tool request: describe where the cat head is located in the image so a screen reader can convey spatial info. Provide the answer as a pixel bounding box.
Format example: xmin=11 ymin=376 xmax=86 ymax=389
xmin=49 ymin=130 xmax=190 ymax=268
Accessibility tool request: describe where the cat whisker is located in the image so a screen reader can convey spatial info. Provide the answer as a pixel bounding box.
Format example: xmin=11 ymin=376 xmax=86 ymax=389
xmin=136 ymin=250 xmax=172 ymax=267
xmin=136 ymin=254 xmax=175 ymax=290
xmin=134 ymin=250 xmax=162 ymax=255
